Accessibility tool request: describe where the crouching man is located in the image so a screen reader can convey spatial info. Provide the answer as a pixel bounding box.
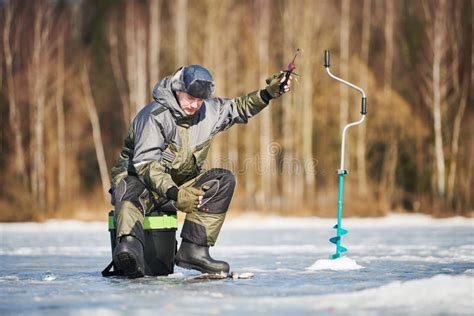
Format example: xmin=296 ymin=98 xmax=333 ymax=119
xmin=110 ymin=65 xmax=292 ymax=278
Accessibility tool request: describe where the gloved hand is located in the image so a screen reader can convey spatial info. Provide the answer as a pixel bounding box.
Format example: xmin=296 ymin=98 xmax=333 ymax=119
xmin=175 ymin=187 xmax=205 ymax=213
xmin=265 ymin=72 xmax=286 ymax=98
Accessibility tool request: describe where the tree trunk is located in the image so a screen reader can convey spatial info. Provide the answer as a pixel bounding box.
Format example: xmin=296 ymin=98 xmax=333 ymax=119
xmin=379 ymin=138 xmax=398 ymax=211
xmin=135 ymin=7 xmax=147 ymax=112
xmin=256 ymin=0 xmax=272 ymax=211
xmin=148 ymin=0 xmax=161 ymax=89
xmin=379 ymin=0 xmax=395 ymax=211
xmin=281 ymin=3 xmax=296 ymax=209
xmin=464 ymin=143 xmax=473 ymax=212
xmin=357 ymin=0 xmax=371 ymax=196
xmin=204 ymin=0 xmax=220 ymax=167
xmin=227 ymin=40 xmax=239 ymax=170
xmin=56 ymin=30 xmax=66 ymax=205
xmin=108 ymin=15 xmax=130 ymax=127
xmin=300 ymin=0 xmax=319 ymax=205
xmin=125 ymin=2 xmax=138 ymax=116
xmin=432 ymin=0 xmax=447 ymax=198
xmin=446 ymin=2 xmax=471 ymax=207
xmin=447 ymin=79 xmax=469 ymax=207
xmin=30 ymin=2 xmax=51 ymax=212
xmin=3 ymin=4 xmax=27 ymax=186
xmin=123 ymin=3 xmax=148 ymax=115
xmin=81 ymin=65 xmax=111 ymax=202
xmin=175 ymin=0 xmax=188 ymax=66
xmin=225 ymin=5 xmax=240 ymax=187
xmin=339 ymin=0 xmax=350 ymax=131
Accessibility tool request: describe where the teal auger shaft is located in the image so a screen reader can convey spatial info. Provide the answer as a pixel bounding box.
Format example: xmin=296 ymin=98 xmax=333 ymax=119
xmin=330 ymin=171 xmax=348 ymax=259
xmin=324 ymin=49 xmax=367 ymax=260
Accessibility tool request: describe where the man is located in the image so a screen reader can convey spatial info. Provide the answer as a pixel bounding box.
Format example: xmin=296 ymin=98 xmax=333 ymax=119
xmin=110 ymin=65 xmax=292 ymax=278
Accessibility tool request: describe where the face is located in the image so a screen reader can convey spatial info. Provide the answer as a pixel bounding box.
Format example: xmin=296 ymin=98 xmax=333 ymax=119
xmin=176 ymin=91 xmax=204 ymax=116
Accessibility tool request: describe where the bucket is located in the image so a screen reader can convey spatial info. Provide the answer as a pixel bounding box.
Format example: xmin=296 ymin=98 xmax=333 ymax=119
xmin=108 ymin=210 xmax=177 ymax=276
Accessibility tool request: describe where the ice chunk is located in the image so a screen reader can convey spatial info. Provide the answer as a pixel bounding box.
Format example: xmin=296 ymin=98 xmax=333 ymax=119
xmin=41 ymin=271 xmax=56 ymax=281
xmin=232 ymin=272 xmax=254 ymax=279
xmin=306 ymin=257 xmax=364 ymax=271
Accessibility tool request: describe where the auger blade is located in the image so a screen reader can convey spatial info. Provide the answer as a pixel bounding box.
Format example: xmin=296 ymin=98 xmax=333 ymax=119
xmin=333 ymin=224 xmax=348 ymax=235
xmin=331 ymin=253 xmax=341 ymax=259
xmin=330 ymin=245 xmax=348 ymax=259
xmin=329 ymin=236 xmax=340 ymax=244
xmin=338 ymin=245 xmax=348 ymax=253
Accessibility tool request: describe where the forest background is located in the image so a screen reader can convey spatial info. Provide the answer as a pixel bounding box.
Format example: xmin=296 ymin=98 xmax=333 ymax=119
xmin=0 ymin=0 xmax=472 ymax=221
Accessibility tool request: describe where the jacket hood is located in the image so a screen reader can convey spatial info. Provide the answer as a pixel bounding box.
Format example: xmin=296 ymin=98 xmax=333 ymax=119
xmin=152 ymin=68 xmax=187 ymax=121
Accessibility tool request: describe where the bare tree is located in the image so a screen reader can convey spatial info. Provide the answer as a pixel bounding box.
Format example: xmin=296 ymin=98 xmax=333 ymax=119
xmin=256 ymin=0 xmax=273 ymax=210
xmin=300 ymin=0 xmax=321 ymax=203
xmin=175 ymin=0 xmax=188 ymax=66
xmin=379 ymin=0 xmax=397 ymax=211
xmin=81 ymin=64 xmax=110 ymax=202
xmin=56 ymin=27 xmax=66 ymax=204
xmin=125 ymin=1 xmax=137 ymax=117
xmin=357 ymin=0 xmax=371 ymax=196
xmin=431 ymin=0 xmax=448 ymax=198
xmin=281 ymin=1 xmax=297 ymax=208
xmin=446 ymin=2 xmax=471 ymax=207
xmin=3 ymin=3 xmax=27 ymax=186
xmin=108 ymin=12 xmax=131 ymax=127
xmin=29 ymin=2 xmax=52 ymax=212
xmin=204 ymin=0 xmax=222 ymax=166
xmin=148 ymin=0 xmax=162 ymax=88
xmin=226 ymin=6 xmax=241 ymax=171
xmin=339 ymin=0 xmax=350 ymax=130
xmin=125 ymin=2 xmax=148 ymax=115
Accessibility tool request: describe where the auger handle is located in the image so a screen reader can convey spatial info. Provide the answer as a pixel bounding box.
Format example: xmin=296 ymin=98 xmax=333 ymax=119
xmin=324 ymin=49 xmax=367 ymax=115
xmin=324 ymin=50 xmax=330 ymax=68
xmin=361 ymin=97 xmax=367 ymax=115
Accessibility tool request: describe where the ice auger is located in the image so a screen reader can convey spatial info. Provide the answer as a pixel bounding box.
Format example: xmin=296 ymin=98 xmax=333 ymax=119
xmin=323 ymin=50 xmax=367 ymax=259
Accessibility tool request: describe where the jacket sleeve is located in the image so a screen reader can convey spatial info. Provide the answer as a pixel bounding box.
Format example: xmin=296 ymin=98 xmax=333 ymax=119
xmin=214 ymin=90 xmax=270 ymax=132
xmin=132 ymin=115 xmax=177 ymax=197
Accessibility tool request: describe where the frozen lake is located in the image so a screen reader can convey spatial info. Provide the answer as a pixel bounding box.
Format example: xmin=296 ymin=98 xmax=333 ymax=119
xmin=1 ymin=214 xmax=473 ymax=315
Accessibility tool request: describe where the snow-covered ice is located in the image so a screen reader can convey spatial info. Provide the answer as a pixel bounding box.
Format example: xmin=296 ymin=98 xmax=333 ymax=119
xmin=0 ymin=214 xmax=473 ymax=315
xmin=306 ymin=256 xmax=364 ymax=270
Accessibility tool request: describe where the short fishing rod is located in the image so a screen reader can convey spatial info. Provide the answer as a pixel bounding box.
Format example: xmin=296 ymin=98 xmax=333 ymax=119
xmin=280 ymin=48 xmax=301 ymax=93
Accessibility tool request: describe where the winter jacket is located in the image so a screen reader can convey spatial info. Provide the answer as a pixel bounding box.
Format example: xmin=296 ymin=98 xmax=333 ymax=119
xmin=111 ymin=67 xmax=270 ymax=200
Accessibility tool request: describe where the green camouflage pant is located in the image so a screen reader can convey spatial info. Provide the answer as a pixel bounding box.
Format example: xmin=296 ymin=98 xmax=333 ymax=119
xmin=113 ymin=168 xmax=236 ymax=247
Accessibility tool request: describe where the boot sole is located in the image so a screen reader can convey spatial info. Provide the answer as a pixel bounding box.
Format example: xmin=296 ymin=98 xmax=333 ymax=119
xmin=114 ymin=252 xmax=145 ymax=279
xmin=175 ymin=259 xmax=224 ymax=275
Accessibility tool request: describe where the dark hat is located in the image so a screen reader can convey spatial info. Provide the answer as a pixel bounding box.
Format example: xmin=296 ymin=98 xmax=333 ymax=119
xmin=172 ymin=65 xmax=215 ymax=99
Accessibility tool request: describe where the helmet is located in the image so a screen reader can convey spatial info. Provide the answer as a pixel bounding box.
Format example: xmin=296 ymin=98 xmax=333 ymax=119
xmin=172 ymin=65 xmax=215 ymax=99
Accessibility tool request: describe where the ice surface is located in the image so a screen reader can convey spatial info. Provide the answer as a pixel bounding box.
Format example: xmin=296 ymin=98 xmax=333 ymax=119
xmin=1 ymin=214 xmax=473 ymax=315
xmin=252 ymin=274 xmax=474 ymax=314
xmin=306 ymin=257 xmax=364 ymax=271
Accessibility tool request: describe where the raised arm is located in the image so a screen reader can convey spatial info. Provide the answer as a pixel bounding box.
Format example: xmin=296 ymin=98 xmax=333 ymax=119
xmin=215 ymin=72 xmax=291 ymax=132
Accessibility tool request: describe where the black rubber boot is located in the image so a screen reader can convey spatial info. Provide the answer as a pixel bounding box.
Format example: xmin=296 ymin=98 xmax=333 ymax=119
xmin=175 ymin=241 xmax=230 ymax=274
xmin=113 ymin=235 xmax=145 ymax=278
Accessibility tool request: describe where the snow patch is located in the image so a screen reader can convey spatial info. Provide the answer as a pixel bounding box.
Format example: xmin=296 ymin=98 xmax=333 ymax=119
xmin=315 ymin=274 xmax=474 ymax=313
xmin=306 ymin=257 xmax=364 ymax=271
xmin=166 ymin=273 xmax=185 ymax=278
xmin=252 ymin=274 xmax=474 ymax=314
